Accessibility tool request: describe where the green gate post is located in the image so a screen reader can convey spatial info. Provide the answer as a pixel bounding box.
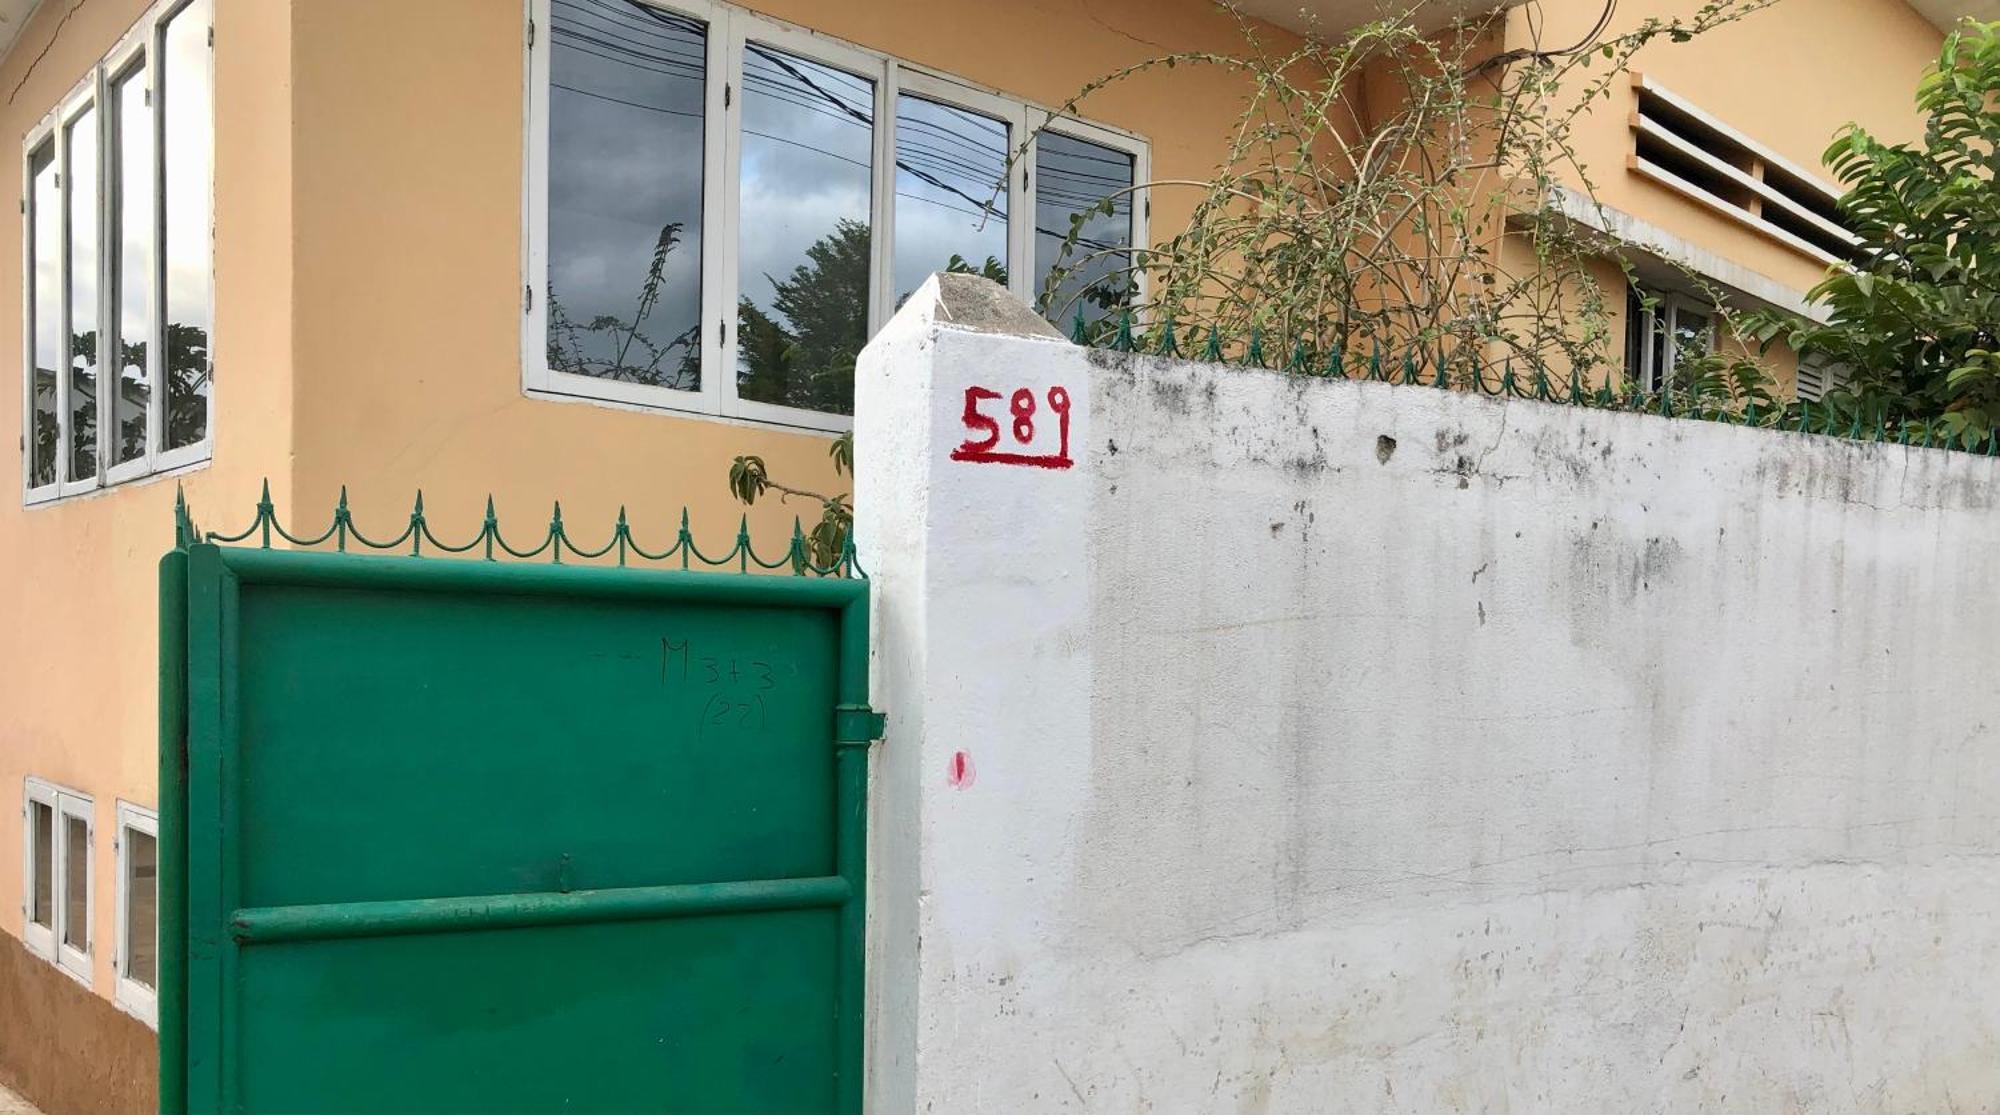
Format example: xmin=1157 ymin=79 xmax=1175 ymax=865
xmin=834 ymin=593 xmax=880 ymax=1115
xmin=158 ymin=548 xmax=189 ymax=1115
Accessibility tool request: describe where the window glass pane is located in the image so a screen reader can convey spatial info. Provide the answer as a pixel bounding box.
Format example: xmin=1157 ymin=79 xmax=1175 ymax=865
xmin=29 ymin=800 xmax=53 ymax=929
xmin=62 ymin=812 xmax=87 ymax=951
xmin=1670 ymin=307 xmax=1710 ymax=392
xmin=124 ymin=827 xmax=157 ymax=988
xmin=1647 ymin=309 xmax=1667 ymax=392
xmin=65 ymin=106 xmax=99 ymax=483
xmin=893 ymin=94 xmax=1007 ymax=305
xmin=736 ymin=44 xmax=873 ymax=416
xmin=1623 ymin=285 xmax=1645 ymax=389
xmin=1033 ymin=130 xmax=1134 ymax=328
xmin=112 ymin=65 xmax=151 ymax=466
xmin=28 ymin=143 xmax=59 ymax=489
xmin=162 ymin=0 xmax=212 ymax=451
xmin=546 ymin=0 xmax=705 ymax=391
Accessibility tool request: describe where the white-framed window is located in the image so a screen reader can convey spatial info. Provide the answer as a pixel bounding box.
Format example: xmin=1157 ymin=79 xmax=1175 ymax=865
xmin=1624 ymin=282 xmax=1714 ymax=394
xmin=22 ymin=778 xmax=93 ymax=985
xmin=523 ymin=0 xmax=1149 ymax=432
xmin=22 ymin=0 xmax=213 ymax=506
xmin=114 ymin=802 xmax=158 ymax=1026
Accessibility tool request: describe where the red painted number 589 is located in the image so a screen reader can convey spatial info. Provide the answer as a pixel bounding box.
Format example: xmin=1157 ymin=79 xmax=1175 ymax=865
xmin=950 ymin=384 xmax=1073 ymax=470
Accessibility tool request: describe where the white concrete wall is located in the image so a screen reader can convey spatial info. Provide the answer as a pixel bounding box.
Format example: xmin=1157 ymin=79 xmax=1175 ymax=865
xmin=857 ymin=275 xmax=2000 ymax=1114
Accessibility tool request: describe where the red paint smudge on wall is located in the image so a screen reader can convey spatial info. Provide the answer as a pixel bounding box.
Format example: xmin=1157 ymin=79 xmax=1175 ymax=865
xmin=947 ymin=751 xmax=976 ymax=789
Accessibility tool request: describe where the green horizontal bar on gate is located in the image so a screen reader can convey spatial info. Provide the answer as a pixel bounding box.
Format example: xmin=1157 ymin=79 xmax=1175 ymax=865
xmin=230 ymin=875 xmax=854 ymax=945
xmin=210 ymin=546 xmax=867 ymax=608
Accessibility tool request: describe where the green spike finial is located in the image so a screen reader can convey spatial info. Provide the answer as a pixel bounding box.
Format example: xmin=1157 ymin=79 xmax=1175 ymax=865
xmin=332 ymin=486 xmax=351 ymax=551
xmin=1202 ymin=324 xmax=1224 ymax=363
xmin=1434 ymin=354 xmax=1450 ymax=389
xmin=1500 ymin=361 xmax=1518 ymax=397
xmin=791 ymin=515 xmax=808 ymax=576
xmin=1288 ymin=338 xmax=1312 ymax=374
xmin=1245 ymin=327 xmax=1265 ymax=368
xmin=1155 ymin=316 xmax=1181 ymax=359
xmin=1111 ymin=309 xmax=1135 ymax=352
xmin=1070 ymin=304 xmax=1088 ymax=345
xmin=173 ymin=483 xmax=194 ymax=549
xmin=1533 ymin=369 xmax=1550 ymax=401
xmin=1987 ymin=430 xmax=1998 ymax=456
xmin=1370 ymin=343 xmax=1386 ymax=382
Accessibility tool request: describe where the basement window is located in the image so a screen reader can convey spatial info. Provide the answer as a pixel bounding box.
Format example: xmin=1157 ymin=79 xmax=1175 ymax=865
xmin=115 ymin=802 xmax=159 ymax=1026
xmin=525 ymin=0 xmax=1149 ymax=432
xmin=23 ymin=779 xmax=93 ymax=985
xmin=22 ymin=0 xmax=214 ymax=506
xmin=1628 ymin=75 xmax=1859 ymax=267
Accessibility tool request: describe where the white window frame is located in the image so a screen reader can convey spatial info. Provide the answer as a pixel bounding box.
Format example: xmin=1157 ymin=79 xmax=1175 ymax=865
xmin=1627 ymin=285 xmax=1714 ymax=393
xmin=21 ymin=779 xmax=58 ymax=960
xmin=21 ymin=0 xmax=213 ymax=507
xmin=521 ymin=0 xmax=1148 ymax=432
xmin=23 ymin=778 xmax=93 ymax=985
xmin=113 ymin=801 xmax=158 ymax=1026
xmin=1027 ymin=108 xmax=1152 ymax=329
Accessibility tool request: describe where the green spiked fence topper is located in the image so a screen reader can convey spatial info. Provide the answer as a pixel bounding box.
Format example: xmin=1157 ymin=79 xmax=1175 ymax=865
xmin=160 ymin=493 xmax=878 ymax=1115
xmin=176 ymin=482 xmax=864 ymax=576
xmin=1084 ymin=310 xmax=2000 ymax=457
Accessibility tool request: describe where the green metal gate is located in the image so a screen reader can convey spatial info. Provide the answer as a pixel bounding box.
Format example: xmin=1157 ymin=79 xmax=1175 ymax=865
xmin=158 ymin=516 xmax=875 ymax=1114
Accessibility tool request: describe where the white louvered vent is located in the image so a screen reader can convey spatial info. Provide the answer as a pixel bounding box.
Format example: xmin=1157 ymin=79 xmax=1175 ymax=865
xmin=1629 ymin=75 xmax=1860 ymax=267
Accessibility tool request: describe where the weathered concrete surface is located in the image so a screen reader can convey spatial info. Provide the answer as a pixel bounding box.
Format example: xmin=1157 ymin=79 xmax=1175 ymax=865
xmin=0 ymin=932 xmax=154 ymax=1115
xmin=858 ymin=277 xmax=2000 ymax=1113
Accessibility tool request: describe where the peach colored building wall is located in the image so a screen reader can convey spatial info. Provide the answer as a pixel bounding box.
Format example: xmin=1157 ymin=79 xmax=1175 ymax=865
xmin=283 ymin=0 xmax=1299 ymax=536
xmin=0 ymin=0 xmax=291 ymax=1005
xmin=1520 ymin=0 xmax=1941 ymax=295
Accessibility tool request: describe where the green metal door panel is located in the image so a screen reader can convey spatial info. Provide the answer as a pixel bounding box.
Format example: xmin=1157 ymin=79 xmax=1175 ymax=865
xmin=232 ymin=583 xmax=840 ymax=908
xmin=170 ymin=546 xmax=872 ymax=1115
xmin=235 ymin=910 xmax=840 ymax=1114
